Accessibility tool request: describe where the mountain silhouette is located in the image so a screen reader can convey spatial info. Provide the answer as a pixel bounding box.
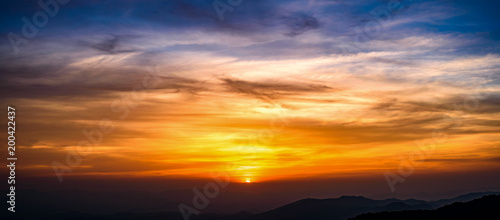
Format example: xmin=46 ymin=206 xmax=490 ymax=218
xmin=349 ymin=194 xmax=500 ymax=220
xmin=1 ymin=191 xmax=498 ymax=220
xmin=252 ymin=196 xmax=430 ymax=220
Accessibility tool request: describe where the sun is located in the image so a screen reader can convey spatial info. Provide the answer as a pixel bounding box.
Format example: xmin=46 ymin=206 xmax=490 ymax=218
xmin=245 ymin=179 xmax=251 ymax=183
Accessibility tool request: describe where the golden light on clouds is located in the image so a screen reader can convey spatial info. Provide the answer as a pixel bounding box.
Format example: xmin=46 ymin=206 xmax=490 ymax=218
xmin=3 ymin=33 xmax=500 ymax=184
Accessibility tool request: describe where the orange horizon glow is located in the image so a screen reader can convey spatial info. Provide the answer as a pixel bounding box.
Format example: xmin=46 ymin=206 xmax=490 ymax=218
xmin=5 ymin=41 xmax=500 ymax=183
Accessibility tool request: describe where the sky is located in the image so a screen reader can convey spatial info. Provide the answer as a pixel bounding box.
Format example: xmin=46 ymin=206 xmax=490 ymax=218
xmin=1 ymin=0 xmax=500 ymax=199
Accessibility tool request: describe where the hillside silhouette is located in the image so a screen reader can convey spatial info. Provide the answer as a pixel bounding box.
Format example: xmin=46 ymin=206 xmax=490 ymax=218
xmin=350 ymin=194 xmax=500 ymax=220
xmin=2 ymin=192 xmax=498 ymax=220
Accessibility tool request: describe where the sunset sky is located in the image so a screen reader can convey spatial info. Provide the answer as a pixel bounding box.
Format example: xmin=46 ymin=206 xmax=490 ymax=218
xmin=1 ymin=0 xmax=500 ymax=197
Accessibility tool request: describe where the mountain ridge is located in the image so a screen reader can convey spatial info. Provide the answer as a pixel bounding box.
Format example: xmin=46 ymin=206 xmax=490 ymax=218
xmin=349 ymin=194 xmax=500 ymax=220
xmin=2 ymin=191 xmax=498 ymax=220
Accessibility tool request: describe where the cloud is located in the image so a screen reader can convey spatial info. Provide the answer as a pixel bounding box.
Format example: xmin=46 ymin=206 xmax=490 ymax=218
xmin=79 ymin=34 xmax=140 ymax=54
xmin=283 ymin=13 xmax=320 ymax=37
xmin=219 ymin=77 xmax=334 ymax=103
xmin=418 ymin=156 xmax=500 ymax=164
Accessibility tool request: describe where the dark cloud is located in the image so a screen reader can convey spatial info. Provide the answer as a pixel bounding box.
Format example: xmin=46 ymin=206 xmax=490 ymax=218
xmin=220 ymin=77 xmax=335 ymax=103
xmin=79 ymin=34 xmax=139 ymax=54
xmin=0 ymin=56 xmax=214 ymax=104
xmin=476 ymin=94 xmax=500 ymax=113
xmin=283 ymin=13 xmax=320 ymax=37
xmin=418 ymin=156 xmax=500 ymax=164
xmin=369 ymin=57 xmax=417 ymax=66
xmin=370 ymin=92 xmax=500 ymax=116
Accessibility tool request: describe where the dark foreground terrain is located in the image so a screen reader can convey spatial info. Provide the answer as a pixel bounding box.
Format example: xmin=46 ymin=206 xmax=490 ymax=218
xmin=350 ymin=194 xmax=500 ymax=220
xmin=2 ymin=192 xmax=498 ymax=220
